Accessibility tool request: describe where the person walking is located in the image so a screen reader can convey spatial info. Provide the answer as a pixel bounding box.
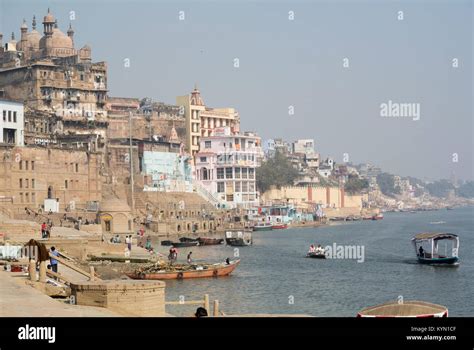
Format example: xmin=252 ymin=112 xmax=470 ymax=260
xmin=50 ymin=246 xmax=59 ymax=276
xmin=187 ymin=251 xmax=193 ymax=264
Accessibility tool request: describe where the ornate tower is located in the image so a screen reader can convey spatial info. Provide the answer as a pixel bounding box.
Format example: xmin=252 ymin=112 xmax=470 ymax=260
xmin=42 ymin=9 xmax=55 ymax=56
xmin=67 ymin=23 xmax=74 ymax=45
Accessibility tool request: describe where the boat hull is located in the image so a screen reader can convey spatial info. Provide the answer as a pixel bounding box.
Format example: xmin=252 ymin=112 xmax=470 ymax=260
xmin=197 ymin=238 xmax=224 ymax=245
xmin=272 ymin=224 xmax=288 ymax=229
xmin=253 ymin=225 xmax=273 ymax=231
xmin=171 ymin=241 xmax=199 ymax=248
xmin=417 ymin=256 xmax=459 ymax=265
xmin=306 ymin=253 xmax=326 ymax=259
xmin=126 ymin=260 xmax=240 ymax=280
xmin=225 ymin=238 xmax=252 ymax=246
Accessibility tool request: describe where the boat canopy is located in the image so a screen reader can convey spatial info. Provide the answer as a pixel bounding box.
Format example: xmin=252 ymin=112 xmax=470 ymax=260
xmin=411 ymin=232 xmax=458 ymax=242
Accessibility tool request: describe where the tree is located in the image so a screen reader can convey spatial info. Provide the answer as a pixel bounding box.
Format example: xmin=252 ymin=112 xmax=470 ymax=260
xmin=376 ymin=173 xmax=400 ymax=196
xmin=456 ymin=181 xmax=474 ymax=198
xmin=425 ymin=180 xmax=455 ymax=198
xmin=256 ymin=151 xmax=299 ymax=193
xmin=344 ymin=175 xmax=369 ymax=193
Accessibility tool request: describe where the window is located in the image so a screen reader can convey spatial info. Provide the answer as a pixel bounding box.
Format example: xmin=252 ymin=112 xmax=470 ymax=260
xmin=19 ymin=179 xmax=22 ymax=188
xmin=202 ymin=168 xmax=208 ymax=181
xmin=31 ymin=179 xmax=35 ymax=189
xmin=235 ymin=167 xmax=241 ymax=179
xmin=235 ymin=181 xmax=241 ymax=192
xmin=13 ymin=111 xmax=17 ymax=123
xmin=19 ymin=161 xmax=22 ymax=170
xmin=249 ymin=168 xmax=255 ymax=179
xmin=217 ymin=182 xmax=225 ymax=193
xmin=242 ymin=182 xmax=248 ymax=192
xmin=25 ymin=193 xmax=29 ymax=203
xmin=25 ymin=179 xmax=29 ymax=188
xmin=2 ymin=111 xmax=5 ymax=121
xmin=242 ymin=168 xmax=248 ymax=179
xmin=225 ymin=167 xmax=233 ymax=179
xmin=249 ymin=182 xmax=255 ymax=192
xmin=217 ymin=168 xmax=224 ymax=179
xmin=75 ymin=163 xmax=79 ymax=172
xmin=226 ymin=194 xmax=234 ymax=202
xmin=31 ymin=161 xmax=35 ymax=171
xmin=204 ymin=141 xmax=211 ymax=149
xmin=25 ymin=161 xmax=28 ymax=171
xmin=19 ymin=193 xmax=23 ymax=203
xmin=65 ymin=180 xmax=68 ymax=189
xmin=200 ymin=157 xmax=207 ymax=163
xmin=8 ymin=111 xmax=11 ymax=122
xmin=31 ymin=193 xmax=36 ymax=203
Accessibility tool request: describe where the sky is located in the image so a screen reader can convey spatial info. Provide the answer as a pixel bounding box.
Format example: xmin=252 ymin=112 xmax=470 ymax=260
xmin=1 ymin=0 xmax=472 ymax=181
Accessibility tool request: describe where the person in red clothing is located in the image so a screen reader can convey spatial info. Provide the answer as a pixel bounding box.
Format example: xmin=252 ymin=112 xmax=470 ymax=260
xmin=41 ymin=222 xmax=47 ymax=239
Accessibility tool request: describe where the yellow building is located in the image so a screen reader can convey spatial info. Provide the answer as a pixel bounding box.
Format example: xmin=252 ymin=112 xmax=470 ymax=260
xmin=176 ymin=86 xmax=240 ymax=156
xmin=262 ymin=185 xmax=367 ymax=213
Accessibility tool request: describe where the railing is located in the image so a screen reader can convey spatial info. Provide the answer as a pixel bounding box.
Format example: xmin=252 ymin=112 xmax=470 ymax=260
xmin=192 ymin=180 xmax=223 ymax=208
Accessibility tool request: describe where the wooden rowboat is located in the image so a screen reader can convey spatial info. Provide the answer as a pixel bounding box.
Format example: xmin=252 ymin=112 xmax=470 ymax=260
xmin=197 ymin=237 xmax=224 ymax=245
xmin=126 ymin=259 xmax=240 ymax=280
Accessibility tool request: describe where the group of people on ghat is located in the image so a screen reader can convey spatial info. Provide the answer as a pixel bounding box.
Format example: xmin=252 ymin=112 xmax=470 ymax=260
xmin=308 ymin=244 xmax=325 ymax=255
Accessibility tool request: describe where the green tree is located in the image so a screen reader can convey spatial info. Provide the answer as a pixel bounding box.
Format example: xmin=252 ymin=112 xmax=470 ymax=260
xmin=256 ymin=151 xmax=299 ymax=193
xmin=344 ymin=175 xmax=369 ymax=193
xmin=456 ymin=181 xmax=474 ymax=198
xmin=425 ymin=180 xmax=455 ymax=198
xmin=376 ymin=173 xmax=401 ymax=196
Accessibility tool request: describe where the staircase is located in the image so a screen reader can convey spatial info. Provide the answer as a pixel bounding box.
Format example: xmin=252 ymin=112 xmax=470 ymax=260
xmin=192 ymin=180 xmax=223 ymax=208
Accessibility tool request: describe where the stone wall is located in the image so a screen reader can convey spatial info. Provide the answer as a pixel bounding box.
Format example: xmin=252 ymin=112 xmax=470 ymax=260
xmin=70 ymin=280 xmax=166 ymax=316
xmin=0 ymin=145 xmax=102 ymax=214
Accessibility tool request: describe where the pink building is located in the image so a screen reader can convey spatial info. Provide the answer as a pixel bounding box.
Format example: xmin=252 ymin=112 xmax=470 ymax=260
xmin=194 ymin=127 xmax=263 ymax=209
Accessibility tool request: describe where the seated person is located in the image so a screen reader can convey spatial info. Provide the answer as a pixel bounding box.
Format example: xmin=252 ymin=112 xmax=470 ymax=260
xmin=308 ymin=244 xmax=316 ymax=253
xmin=315 ymin=244 xmax=325 ymax=254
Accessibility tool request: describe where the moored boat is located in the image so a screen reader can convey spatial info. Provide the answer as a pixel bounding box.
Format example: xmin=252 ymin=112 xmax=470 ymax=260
xmin=411 ymin=232 xmax=459 ymax=265
xmin=197 ymin=237 xmax=224 ymax=245
xmin=252 ymin=223 xmax=273 ymax=231
xmin=372 ymin=214 xmax=384 ymax=220
xmin=179 ymin=237 xmax=199 ymax=243
xmin=171 ymin=241 xmax=200 ymax=248
xmin=306 ymin=252 xmax=326 ymax=259
xmin=126 ymin=259 xmax=240 ymax=280
xmin=225 ymin=230 xmax=252 ymax=246
xmin=271 ymin=223 xmax=288 ymax=229
xmin=160 ymin=240 xmax=173 ymax=246
xmin=357 ymin=300 xmax=448 ymax=317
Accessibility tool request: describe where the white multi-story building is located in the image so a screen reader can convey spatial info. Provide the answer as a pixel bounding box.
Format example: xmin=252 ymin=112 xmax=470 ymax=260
xmin=0 ymin=99 xmax=24 ymax=146
xmin=194 ymin=127 xmax=263 ymax=209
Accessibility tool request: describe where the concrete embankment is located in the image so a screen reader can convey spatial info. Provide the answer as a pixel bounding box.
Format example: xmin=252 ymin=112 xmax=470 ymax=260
xmin=0 ymin=270 xmax=119 ymax=317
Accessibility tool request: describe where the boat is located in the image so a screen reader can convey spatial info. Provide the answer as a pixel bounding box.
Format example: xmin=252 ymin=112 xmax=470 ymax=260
xmin=197 ymin=237 xmax=224 ymax=245
xmin=225 ymin=231 xmax=252 ymax=246
xmin=411 ymin=232 xmax=459 ymax=265
xmin=372 ymin=214 xmax=384 ymax=220
xmin=252 ymin=223 xmax=273 ymax=231
xmin=171 ymin=241 xmax=200 ymax=248
xmin=179 ymin=237 xmax=199 ymax=243
xmin=126 ymin=259 xmax=240 ymax=280
xmin=160 ymin=240 xmax=173 ymax=246
xmin=306 ymin=252 xmax=326 ymax=259
xmin=357 ymin=300 xmax=448 ymax=317
xmin=271 ymin=223 xmax=288 ymax=229
xmin=446 ymin=207 xmax=454 ymax=210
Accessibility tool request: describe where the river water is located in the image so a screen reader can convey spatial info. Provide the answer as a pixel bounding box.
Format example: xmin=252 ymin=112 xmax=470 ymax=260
xmin=157 ymin=206 xmax=474 ymax=316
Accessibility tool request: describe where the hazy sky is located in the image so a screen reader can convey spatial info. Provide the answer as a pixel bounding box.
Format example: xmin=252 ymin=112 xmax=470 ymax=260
xmin=1 ymin=0 xmax=472 ymax=181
